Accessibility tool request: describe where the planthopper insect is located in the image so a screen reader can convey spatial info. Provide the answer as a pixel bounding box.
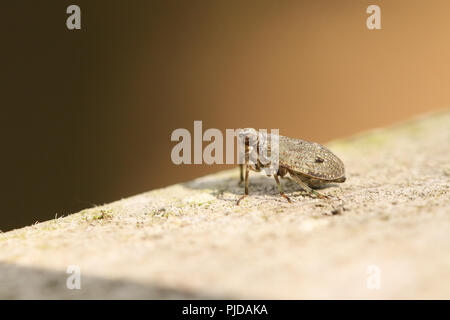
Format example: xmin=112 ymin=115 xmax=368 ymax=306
xmin=237 ymin=128 xmax=345 ymax=205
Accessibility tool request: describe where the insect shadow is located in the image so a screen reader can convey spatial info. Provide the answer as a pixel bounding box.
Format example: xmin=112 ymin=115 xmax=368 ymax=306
xmin=183 ymin=169 xmax=340 ymax=202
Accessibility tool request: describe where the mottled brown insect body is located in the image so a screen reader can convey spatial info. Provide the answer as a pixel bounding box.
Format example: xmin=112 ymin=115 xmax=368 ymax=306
xmin=278 ymin=135 xmax=346 ymax=183
xmin=237 ymin=129 xmax=346 ymax=204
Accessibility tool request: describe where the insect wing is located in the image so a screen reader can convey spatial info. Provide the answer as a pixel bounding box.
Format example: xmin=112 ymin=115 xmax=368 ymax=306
xmin=278 ymin=136 xmax=344 ymax=180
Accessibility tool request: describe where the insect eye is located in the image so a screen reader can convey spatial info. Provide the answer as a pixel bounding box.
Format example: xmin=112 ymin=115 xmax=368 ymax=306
xmin=315 ymin=156 xmax=324 ymax=163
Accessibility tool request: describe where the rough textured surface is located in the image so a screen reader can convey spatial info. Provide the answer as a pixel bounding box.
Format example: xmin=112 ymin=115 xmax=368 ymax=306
xmin=1 ymin=110 xmax=449 ymax=299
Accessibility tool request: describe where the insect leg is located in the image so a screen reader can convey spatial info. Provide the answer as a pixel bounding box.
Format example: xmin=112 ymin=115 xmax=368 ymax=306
xmin=238 ymin=164 xmax=244 ymax=185
xmin=237 ymin=164 xmax=249 ymax=205
xmin=273 ymin=174 xmax=292 ymax=203
xmin=289 ymin=173 xmax=329 ymax=199
xmin=237 ymin=136 xmax=250 ymax=205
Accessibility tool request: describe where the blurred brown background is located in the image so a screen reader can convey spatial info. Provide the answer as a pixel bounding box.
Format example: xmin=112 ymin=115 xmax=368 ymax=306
xmin=1 ymin=0 xmax=449 ymax=231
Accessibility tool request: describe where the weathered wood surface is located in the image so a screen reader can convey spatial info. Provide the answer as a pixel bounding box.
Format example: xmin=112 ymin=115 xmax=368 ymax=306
xmin=1 ymin=110 xmax=449 ymax=299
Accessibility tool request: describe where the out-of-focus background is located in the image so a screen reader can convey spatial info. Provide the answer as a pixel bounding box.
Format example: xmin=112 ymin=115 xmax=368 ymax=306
xmin=2 ymin=0 xmax=449 ymax=231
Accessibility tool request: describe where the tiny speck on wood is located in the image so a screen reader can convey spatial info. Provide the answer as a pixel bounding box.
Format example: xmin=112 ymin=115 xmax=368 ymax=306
xmin=331 ymin=207 xmax=344 ymax=215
